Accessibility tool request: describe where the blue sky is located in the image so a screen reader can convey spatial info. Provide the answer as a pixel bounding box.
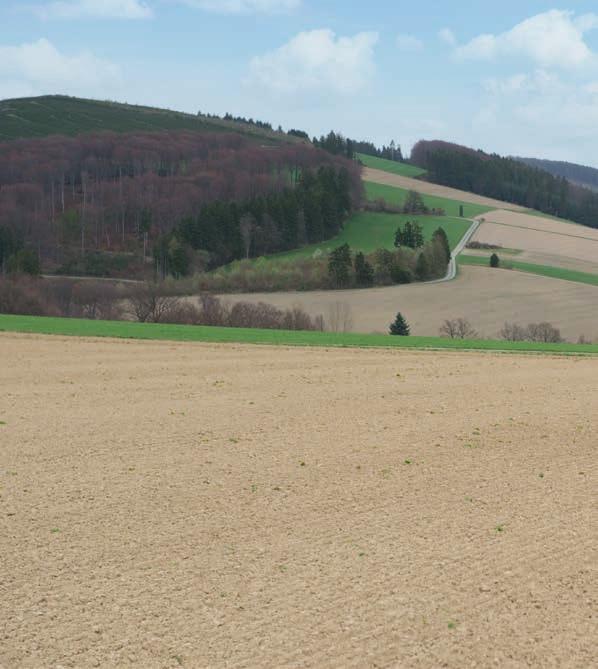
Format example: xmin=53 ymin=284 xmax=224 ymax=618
xmin=2 ymin=1 xmax=598 ymax=165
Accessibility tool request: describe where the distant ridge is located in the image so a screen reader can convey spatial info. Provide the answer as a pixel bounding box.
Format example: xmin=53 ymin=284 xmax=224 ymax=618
xmin=515 ymin=156 xmax=598 ymax=192
xmin=0 ymin=95 xmax=299 ymax=143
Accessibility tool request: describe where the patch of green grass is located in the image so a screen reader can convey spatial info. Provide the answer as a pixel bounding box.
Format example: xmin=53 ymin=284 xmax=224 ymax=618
xmin=0 ymin=421 xmax=6 ymax=425
xmin=458 ymin=255 xmax=598 ymax=286
xmin=364 ymin=181 xmax=493 ymax=219
xmin=2 ymin=314 xmax=597 ymax=354
xmin=356 ymin=153 xmax=427 ymax=178
xmin=266 ymin=211 xmax=471 ymax=263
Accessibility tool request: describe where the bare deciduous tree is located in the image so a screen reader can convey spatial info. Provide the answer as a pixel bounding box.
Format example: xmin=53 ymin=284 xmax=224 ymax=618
xmin=128 ymin=282 xmax=180 ymax=323
xmin=526 ymin=322 xmax=564 ymax=343
xmin=327 ymin=302 xmax=353 ymax=333
xmin=499 ymin=322 xmax=528 ymax=342
xmin=439 ymin=317 xmax=477 ymax=339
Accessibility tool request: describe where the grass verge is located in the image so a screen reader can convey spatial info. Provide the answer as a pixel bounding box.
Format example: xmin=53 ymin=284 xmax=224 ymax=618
xmin=1 ymin=314 xmax=597 ymax=354
xmin=267 ymin=211 xmax=470 ymax=263
xmin=458 ymin=255 xmax=598 ymax=287
xmin=357 ymin=153 xmax=427 ymax=178
xmin=364 ymin=181 xmax=493 ymax=219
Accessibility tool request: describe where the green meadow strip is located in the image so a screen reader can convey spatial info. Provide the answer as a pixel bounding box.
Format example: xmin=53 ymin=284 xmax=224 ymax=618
xmin=1 ymin=314 xmax=597 ymax=355
xmin=356 ymin=153 xmax=427 ymax=178
xmin=458 ymin=255 xmax=598 ymax=287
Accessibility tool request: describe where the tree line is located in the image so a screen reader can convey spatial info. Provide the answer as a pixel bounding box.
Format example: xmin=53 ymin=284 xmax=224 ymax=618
xmin=312 ymin=131 xmax=404 ymax=162
xmin=411 ymin=140 xmax=598 ymax=229
xmin=157 ymin=166 xmax=359 ymax=277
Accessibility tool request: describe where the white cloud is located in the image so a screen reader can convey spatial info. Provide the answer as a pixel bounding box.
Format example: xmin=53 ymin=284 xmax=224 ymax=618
xmin=32 ymin=0 xmax=153 ymax=20
xmin=483 ymin=70 xmax=563 ymax=96
xmin=246 ymin=29 xmax=379 ymax=95
xmin=396 ymin=34 xmax=423 ymax=52
xmin=454 ymin=10 xmax=598 ymax=69
xmin=177 ymin=0 xmax=300 ymax=14
xmin=0 ymin=38 xmax=123 ymax=99
xmin=438 ymin=28 xmax=456 ymax=46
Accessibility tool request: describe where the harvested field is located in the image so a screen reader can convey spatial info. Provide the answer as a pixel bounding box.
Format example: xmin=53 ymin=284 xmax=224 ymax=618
xmin=219 ymin=266 xmax=598 ymax=341
xmin=473 ymin=209 xmax=598 ymax=267
xmin=1 ymin=333 xmax=597 ymax=668
xmin=363 ymin=167 xmax=527 ymax=212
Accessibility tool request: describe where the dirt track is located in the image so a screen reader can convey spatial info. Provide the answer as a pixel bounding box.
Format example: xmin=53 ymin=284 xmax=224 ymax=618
xmin=363 ymin=168 xmax=527 ymax=211
xmin=1 ymin=333 xmax=596 ymax=668
xmin=220 ymin=266 xmax=598 ymax=341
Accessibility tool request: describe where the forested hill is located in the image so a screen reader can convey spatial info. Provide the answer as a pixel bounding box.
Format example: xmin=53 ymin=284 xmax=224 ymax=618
xmin=515 ymin=156 xmax=598 ymax=193
xmin=0 ymin=95 xmax=299 ymax=143
xmin=411 ymin=140 xmax=598 ymax=229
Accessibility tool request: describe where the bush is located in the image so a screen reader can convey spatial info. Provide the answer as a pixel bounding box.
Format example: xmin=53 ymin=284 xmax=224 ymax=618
xmin=490 ymin=253 xmax=500 ymax=268
xmin=0 ymin=276 xmax=56 ymax=316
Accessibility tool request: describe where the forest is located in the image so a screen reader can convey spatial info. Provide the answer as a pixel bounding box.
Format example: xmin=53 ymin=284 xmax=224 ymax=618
xmin=0 ymin=131 xmax=361 ymax=275
xmin=515 ymin=156 xmax=598 ymax=193
xmin=313 ymin=131 xmax=404 ymax=162
xmin=411 ymin=140 xmax=598 ymax=229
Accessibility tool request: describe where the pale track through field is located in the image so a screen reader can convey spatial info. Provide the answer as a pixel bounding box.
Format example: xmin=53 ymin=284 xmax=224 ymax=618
xmin=363 ymin=167 xmax=528 ymax=211
xmin=1 ymin=334 xmax=596 ymax=668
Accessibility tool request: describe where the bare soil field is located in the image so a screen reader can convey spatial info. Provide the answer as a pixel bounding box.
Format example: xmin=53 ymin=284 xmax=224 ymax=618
xmin=472 ymin=209 xmax=598 ymax=267
xmin=1 ymin=333 xmax=596 ymax=668
xmin=220 ymin=266 xmax=598 ymax=341
xmin=363 ymin=167 xmax=527 ymax=211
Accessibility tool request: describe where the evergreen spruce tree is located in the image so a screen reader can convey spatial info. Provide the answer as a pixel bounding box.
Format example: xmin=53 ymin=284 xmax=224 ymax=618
xmin=432 ymin=227 xmax=451 ymax=264
xmin=354 ymin=251 xmax=374 ymax=287
xmin=328 ymin=243 xmax=353 ymax=287
xmin=389 ymin=311 xmax=410 ymax=336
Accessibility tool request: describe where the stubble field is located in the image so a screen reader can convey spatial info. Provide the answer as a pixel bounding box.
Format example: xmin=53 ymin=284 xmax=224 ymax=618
xmin=1 ymin=333 xmax=596 ymax=668
xmin=472 ymin=209 xmax=598 ymax=269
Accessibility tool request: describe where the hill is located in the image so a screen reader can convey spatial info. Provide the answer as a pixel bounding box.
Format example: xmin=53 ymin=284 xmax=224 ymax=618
xmin=411 ymin=140 xmax=598 ymax=229
xmin=0 ymin=95 xmax=297 ymax=143
xmin=515 ymin=156 xmax=598 ymax=192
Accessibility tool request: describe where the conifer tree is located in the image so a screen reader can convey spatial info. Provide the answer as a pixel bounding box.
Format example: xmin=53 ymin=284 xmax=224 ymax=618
xmin=389 ymin=311 xmax=410 ymax=336
xmin=415 ymin=252 xmax=429 ymax=280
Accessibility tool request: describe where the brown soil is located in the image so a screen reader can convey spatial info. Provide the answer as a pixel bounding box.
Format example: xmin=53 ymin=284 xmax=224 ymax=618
xmin=1 ymin=333 xmax=596 ymax=668
xmin=473 ymin=210 xmax=598 ymax=266
xmin=219 ymin=266 xmax=598 ymax=341
xmin=363 ymin=168 xmax=527 ymax=211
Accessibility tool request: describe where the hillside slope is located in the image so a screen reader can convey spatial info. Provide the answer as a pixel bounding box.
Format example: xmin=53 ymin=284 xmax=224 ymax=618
xmin=515 ymin=156 xmax=598 ymax=192
xmin=363 ymin=167 xmax=527 ymax=212
xmin=0 ymin=95 xmax=297 ymax=143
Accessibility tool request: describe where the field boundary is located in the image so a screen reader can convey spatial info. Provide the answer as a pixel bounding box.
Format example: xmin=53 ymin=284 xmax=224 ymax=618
xmin=458 ymin=255 xmax=598 ymax=287
xmin=1 ymin=315 xmax=597 ymax=355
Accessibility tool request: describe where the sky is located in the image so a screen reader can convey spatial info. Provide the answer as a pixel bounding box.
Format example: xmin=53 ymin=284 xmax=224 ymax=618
xmin=2 ymin=1 xmax=598 ymax=165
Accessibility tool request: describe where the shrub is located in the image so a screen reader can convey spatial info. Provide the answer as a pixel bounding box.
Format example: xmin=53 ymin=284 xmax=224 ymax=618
xmin=490 ymin=253 xmax=500 ymax=268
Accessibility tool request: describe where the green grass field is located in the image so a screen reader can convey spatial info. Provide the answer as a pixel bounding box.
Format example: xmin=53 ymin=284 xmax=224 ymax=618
xmin=1 ymin=314 xmax=596 ymax=354
xmin=0 ymin=95 xmax=295 ymax=143
xmin=458 ymin=254 xmax=598 ymax=286
xmin=267 ymin=212 xmax=470 ymax=262
xmin=364 ymin=181 xmax=493 ymax=219
xmin=356 ymin=153 xmax=427 ymax=178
